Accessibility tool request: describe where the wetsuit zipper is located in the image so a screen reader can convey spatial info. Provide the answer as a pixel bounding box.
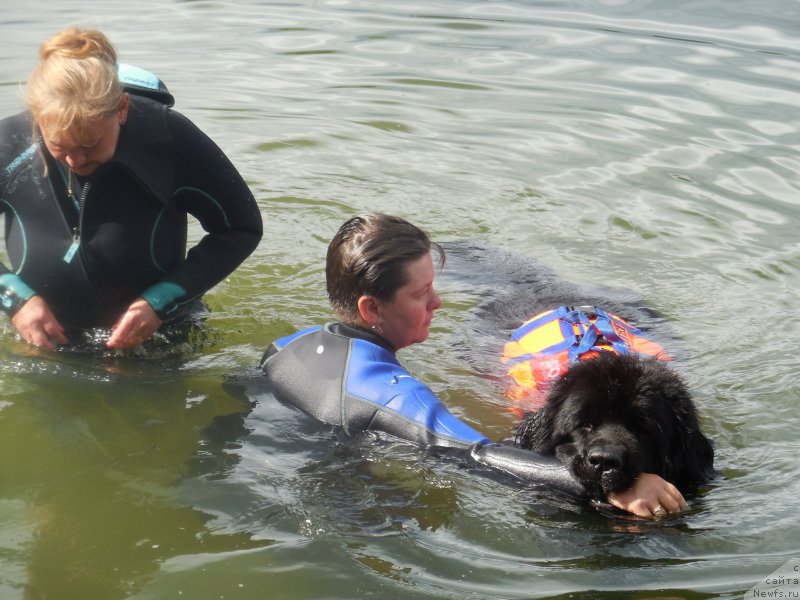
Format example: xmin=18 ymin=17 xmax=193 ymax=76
xmin=41 ymin=138 xmax=78 ymax=240
xmin=63 ymin=177 xmax=90 ymax=264
xmin=72 ymin=180 xmax=91 ymax=243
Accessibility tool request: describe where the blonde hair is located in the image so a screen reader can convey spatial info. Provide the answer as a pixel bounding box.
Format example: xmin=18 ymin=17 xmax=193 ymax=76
xmin=27 ymin=28 xmax=123 ymax=141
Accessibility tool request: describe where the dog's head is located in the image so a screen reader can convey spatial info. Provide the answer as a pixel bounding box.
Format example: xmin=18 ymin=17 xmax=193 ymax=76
xmin=515 ymin=352 xmax=714 ymax=498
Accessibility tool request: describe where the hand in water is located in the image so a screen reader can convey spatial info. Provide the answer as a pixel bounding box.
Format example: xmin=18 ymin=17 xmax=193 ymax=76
xmin=608 ymin=472 xmax=688 ymax=518
xmin=107 ymin=298 xmax=162 ymax=349
xmin=11 ymin=295 xmax=69 ymax=350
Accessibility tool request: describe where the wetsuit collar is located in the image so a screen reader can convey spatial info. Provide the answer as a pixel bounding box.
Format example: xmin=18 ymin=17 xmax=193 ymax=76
xmin=327 ymin=321 xmax=396 ymax=353
xmin=111 ymin=95 xmax=175 ymax=207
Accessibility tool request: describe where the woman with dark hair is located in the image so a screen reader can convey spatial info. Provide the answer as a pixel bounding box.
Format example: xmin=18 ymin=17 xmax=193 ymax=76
xmin=261 ymin=213 xmax=484 ymax=448
xmin=261 ymin=214 xmax=686 ymax=516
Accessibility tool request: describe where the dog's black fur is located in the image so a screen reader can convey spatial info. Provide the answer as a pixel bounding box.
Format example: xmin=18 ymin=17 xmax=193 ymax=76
xmin=441 ymin=241 xmax=715 ymax=501
xmin=514 ymin=351 xmax=715 ymax=499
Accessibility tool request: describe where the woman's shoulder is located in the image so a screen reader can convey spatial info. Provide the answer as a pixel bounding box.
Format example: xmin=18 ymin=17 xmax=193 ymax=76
xmin=263 ymin=322 xmax=401 ymax=377
xmin=1 ymin=112 xmax=37 ymax=180
xmin=0 ymin=111 xmax=33 ymax=144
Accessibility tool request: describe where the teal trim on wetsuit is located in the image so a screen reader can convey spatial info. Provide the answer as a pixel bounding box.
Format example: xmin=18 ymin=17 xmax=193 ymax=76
xmin=0 ymin=89 xmax=262 ymax=330
xmin=0 ymin=273 xmax=36 ymax=315
xmin=260 ymin=322 xmax=587 ymax=497
xmin=141 ymin=282 xmax=188 ymax=318
xmin=3 ymin=144 xmax=36 ymax=176
xmin=174 ymin=187 xmax=231 ymax=229
xmin=118 ymin=63 xmax=175 ymax=107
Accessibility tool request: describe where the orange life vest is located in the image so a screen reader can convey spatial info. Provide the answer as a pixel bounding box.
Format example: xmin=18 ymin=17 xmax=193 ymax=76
xmin=502 ymin=306 xmax=671 ymax=412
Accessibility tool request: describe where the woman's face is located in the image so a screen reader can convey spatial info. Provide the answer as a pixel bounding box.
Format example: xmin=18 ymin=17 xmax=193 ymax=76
xmin=39 ymin=96 xmax=128 ymax=177
xmin=375 ymin=251 xmax=442 ymax=351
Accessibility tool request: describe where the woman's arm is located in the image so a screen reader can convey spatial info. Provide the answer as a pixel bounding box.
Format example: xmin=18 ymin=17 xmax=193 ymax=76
xmin=470 ymin=442 xmax=587 ymax=498
xmin=139 ymin=110 xmax=263 ymax=321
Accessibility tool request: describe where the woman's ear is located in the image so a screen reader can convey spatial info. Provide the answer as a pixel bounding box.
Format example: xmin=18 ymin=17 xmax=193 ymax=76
xmin=118 ymin=93 xmax=130 ymax=125
xmin=357 ymin=295 xmax=381 ymax=328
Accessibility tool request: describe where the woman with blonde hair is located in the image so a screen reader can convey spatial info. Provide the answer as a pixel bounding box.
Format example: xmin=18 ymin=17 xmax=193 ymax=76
xmin=0 ymin=28 xmax=261 ymax=350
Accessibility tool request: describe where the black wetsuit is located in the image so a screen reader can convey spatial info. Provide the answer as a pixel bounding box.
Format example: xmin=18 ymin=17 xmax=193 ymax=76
xmin=261 ymin=322 xmax=586 ymax=497
xmin=0 ymin=94 xmax=262 ymax=330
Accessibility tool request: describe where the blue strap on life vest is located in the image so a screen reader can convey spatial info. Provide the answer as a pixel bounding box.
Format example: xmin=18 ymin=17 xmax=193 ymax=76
xmin=505 ymin=306 xmax=576 ymax=366
xmin=565 ymin=309 xmax=600 ymax=362
xmin=509 ymin=308 xmax=560 ymax=342
xmin=508 ymin=305 xmax=639 ymax=365
xmin=576 ymin=308 xmax=634 ymax=357
xmin=591 ymin=307 xmax=638 ymax=354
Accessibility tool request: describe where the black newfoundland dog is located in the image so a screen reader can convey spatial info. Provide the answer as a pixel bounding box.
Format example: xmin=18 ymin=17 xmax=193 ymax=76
xmin=514 ymin=351 xmax=715 ymax=499
xmin=444 ymin=242 xmax=715 ymax=501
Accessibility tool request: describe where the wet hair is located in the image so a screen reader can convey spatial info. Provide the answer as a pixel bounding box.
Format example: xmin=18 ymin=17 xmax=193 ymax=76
xmin=326 ymin=213 xmax=444 ymax=324
xmin=26 ymin=28 xmax=123 ymax=141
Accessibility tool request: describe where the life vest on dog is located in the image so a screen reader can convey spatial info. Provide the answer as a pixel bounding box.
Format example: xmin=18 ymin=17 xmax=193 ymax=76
xmin=502 ymin=306 xmax=671 ymax=412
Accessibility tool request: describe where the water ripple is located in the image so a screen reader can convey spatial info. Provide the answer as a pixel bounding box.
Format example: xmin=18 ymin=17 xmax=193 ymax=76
xmin=1 ymin=1 xmax=799 ymax=598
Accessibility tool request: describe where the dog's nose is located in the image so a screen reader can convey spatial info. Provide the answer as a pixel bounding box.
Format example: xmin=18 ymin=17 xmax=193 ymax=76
xmin=586 ymin=446 xmax=622 ymax=473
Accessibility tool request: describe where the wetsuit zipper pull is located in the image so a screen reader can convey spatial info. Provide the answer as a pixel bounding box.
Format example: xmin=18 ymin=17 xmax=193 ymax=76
xmin=63 ymin=182 xmax=90 ymax=264
xmin=64 ymin=228 xmax=80 ymax=263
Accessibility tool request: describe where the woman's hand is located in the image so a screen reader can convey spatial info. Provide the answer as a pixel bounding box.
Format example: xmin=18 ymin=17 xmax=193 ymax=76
xmin=607 ymin=472 xmax=688 ymax=518
xmin=107 ymin=298 xmax=162 ymax=349
xmin=11 ymin=295 xmax=69 ymax=350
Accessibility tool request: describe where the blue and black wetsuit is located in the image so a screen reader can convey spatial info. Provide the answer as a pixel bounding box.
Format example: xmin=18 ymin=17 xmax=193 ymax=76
xmin=0 ymin=74 xmax=262 ymax=331
xmin=260 ymin=322 xmax=586 ymax=496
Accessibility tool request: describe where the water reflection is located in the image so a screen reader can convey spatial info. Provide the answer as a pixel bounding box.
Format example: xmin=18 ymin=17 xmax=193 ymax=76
xmin=0 ymin=351 xmax=263 ymax=599
xmin=1 ymin=0 xmax=799 ymax=597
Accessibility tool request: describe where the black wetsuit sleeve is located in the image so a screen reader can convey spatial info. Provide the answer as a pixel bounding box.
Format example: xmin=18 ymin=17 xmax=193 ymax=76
xmin=0 ymin=152 xmax=37 ymax=315
xmin=142 ymin=111 xmax=262 ymax=318
xmin=469 ymin=442 xmax=587 ymax=498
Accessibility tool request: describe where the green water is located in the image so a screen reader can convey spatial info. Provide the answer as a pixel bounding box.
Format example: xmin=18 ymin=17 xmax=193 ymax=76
xmin=1 ymin=1 xmax=799 ymax=598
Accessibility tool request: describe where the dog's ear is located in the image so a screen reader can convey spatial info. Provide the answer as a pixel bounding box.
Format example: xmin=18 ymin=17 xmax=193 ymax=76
xmin=672 ymin=425 xmax=715 ymax=489
xmin=515 ymin=407 xmax=558 ymax=452
xmin=665 ymin=391 xmax=715 ymax=489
